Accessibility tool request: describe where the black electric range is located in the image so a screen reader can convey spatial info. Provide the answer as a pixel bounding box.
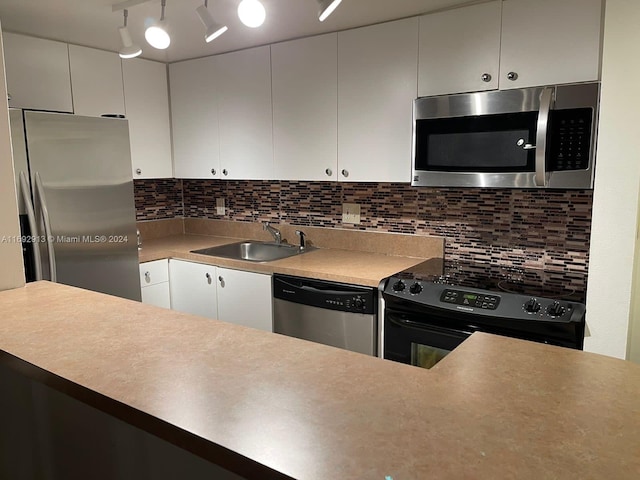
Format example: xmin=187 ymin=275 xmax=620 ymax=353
xmin=382 ymin=259 xmax=587 ymax=369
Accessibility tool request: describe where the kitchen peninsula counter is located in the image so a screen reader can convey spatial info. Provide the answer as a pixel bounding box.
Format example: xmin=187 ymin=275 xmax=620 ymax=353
xmin=1 ymin=282 xmax=639 ymax=479
xmin=138 ymin=233 xmax=433 ymax=287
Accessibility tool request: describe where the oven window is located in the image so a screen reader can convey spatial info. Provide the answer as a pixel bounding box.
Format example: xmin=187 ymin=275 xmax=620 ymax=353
xmin=411 ymin=343 xmax=451 ymax=369
xmin=415 ymin=111 xmax=538 ymax=172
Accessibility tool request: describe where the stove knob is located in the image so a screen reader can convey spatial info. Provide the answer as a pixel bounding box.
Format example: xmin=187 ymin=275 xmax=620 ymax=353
xmin=547 ymin=301 xmax=566 ymax=318
xmin=409 ymin=283 xmax=423 ymax=295
xmin=524 ymin=298 xmax=541 ymax=314
xmin=392 ymin=280 xmax=406 ymax=292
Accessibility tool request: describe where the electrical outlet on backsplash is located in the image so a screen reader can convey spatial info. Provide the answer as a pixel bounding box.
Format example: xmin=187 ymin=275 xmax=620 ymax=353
xmin=134 ymin=179 xmax=593 ymax=277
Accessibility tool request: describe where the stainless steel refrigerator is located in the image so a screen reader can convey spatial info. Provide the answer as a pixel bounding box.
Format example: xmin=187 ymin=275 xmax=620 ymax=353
xmin=10 ymin=110 xmax=141 ymax=301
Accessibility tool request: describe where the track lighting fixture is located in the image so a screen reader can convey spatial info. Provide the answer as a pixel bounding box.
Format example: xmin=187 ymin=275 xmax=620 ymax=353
xmin=145 ymin=0 xmax=171 ymax=50
xmin=238 ymin=0 xmax=266 ymax=28
xmin=318 ymin=0 xmax=343 ymax=22
xmin=196 ymin=0 xmax=228 ymax=43
xmin=118 ymin=9 xmax=142 ymax=59
xmin=112 ymin=0 xmax=344 ymax=53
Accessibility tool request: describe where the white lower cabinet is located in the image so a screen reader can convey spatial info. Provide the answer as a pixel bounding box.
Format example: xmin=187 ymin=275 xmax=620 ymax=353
xmin=168 ymin=259 xmax=217 ymax=319
xmin=168 ymin=259 xmax=273 ymax=332
xmin=139 ymin=260 xmax=171 ymax=309
xmin=216 ymin=266 xmax=272 ymax=332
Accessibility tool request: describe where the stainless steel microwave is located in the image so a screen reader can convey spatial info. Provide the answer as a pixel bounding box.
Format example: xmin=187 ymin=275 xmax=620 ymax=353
xmin=412 ymin=82 xmax=600 ymax=189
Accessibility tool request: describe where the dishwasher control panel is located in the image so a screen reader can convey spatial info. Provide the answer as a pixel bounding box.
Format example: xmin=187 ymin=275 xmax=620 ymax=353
xmin=273 ymin=274 xmax=376 ymax=315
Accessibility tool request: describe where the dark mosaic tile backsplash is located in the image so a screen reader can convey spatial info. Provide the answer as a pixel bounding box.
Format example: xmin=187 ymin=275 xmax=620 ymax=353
xmin=135 ymin=179 xmax=593 ymax=275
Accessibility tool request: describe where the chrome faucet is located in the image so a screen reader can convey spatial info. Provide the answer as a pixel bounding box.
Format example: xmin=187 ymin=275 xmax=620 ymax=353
xmin=263 ymin=222 xmax=282 ymax=245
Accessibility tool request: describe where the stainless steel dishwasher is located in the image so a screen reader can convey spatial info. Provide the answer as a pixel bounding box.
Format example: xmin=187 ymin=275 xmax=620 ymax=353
xmin=273 ymin=274 xmax=378 ymax=356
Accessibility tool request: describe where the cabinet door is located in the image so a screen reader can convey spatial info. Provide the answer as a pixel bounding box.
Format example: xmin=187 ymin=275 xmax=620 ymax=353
xmin=3 ymin=33 xmax=73 ymax=113
xmin=169 ymin=57 xmax=220 ymax=179
xmin=338 ymin=18 xmax=418 ymax=183
xmin=217 ymin=46 xmax=273 ymax=180
xmin=122 ymin=58 xmax=173 ymax=179
xmin=169 ymin=260 xmax=218 ymax=319
xmin=139 ymin=260 xmax=169 ymax=287
xmin=216 ymin=267 xmax=272 ymax=332
xmin=68 ymin=45 xmax=126 ymax=117
xmin=418 ymin=2 xmax=501 ymax=96
xmin=141 ymin=283 xmax=171 ymax=309
xmin=272 ymin=34 xmax=338 ymax=181
xmin=500 ymin=0 xmax=602 ymax=89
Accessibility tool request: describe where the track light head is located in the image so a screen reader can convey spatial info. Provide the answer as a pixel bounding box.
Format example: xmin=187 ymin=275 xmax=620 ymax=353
xmin=145 ymin=0 xmax=171 ymax=50
xmin=318 ymin=0 xmax=343 ymax=22
xmin=196 ymin=4 xmax=228 ymax=43
xmin=118 ymin=9 xmax=142 ymax=59
xmin=238 ymin=0 xmax=266 ymax=28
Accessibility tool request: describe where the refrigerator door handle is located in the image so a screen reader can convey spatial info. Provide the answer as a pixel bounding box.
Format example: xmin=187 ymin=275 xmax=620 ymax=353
xmin=19 ymin=171 xmax=43 ymax=281
xmin=34 ymin=172 xmax=57 ymax=282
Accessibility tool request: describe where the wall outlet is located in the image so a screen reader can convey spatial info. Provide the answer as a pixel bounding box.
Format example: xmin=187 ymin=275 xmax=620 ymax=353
xmin=342 ymin=203 xmax=361 ymax=224
xmin=216 ymin=198 xmax=226 ymax=216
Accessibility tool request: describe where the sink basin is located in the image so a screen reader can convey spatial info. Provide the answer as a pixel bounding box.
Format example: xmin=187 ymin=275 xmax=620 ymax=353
xmin=191 ymin=241 xmax=308 ymax=263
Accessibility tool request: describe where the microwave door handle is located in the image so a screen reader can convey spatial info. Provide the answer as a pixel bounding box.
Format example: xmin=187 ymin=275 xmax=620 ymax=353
xmin=34 ymin=172 xmax=57 ymax=282
xmin=19 ymin=171 xmax=43 ymax=281
xmin=534 ymin=87 xmax=554 ymax=187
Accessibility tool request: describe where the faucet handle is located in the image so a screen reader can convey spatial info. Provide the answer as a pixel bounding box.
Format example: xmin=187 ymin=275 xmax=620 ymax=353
xmin=295 ymin=230 xmax=306 ymax=250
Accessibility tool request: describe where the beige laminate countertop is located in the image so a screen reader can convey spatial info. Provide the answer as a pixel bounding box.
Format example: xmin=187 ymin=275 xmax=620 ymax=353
xmin=1 ymin=282 xmax=639 ymax=479
xmin=138 ymin=234 xmax=429 ymax=287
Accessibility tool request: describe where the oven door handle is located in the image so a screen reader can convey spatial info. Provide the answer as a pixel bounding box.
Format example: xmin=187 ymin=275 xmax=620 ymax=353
xmin=388 ymin=315 xmax=475 ymax=337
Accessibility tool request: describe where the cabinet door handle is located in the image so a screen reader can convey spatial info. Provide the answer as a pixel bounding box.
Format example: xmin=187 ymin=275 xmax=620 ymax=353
xmin=222 ymin=169 xmax=228 ymax=176
xmin=341 ymin=169 xmax=349 ymax=178
xmin=135 ymin=168 xmax=142 ymax=175
xmin=145 ymin=272 xmax=151 ymax=283
xmin=206 ymin=273 xmax=212 ymax=284
xmin=481 ymin=73 xmax=492 ymax=82
xmin=325 ymin=168 xmax=332 ymax=176
xmin=211 ymin=168 xmax=216 ymax=176
xmin=218 ymin=276 xmax=225 ymax=287
xmin=507 ymin=71 xmax=518 ymax=81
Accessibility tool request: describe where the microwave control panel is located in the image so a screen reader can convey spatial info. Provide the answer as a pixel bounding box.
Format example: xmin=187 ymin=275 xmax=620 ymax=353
xmin=548 ymin=108 xmax=593 ymax=171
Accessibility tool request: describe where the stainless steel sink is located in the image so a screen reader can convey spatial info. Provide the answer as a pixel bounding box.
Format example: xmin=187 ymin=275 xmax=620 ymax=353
xmin=191 ymin=241 xmax=308 ymax=263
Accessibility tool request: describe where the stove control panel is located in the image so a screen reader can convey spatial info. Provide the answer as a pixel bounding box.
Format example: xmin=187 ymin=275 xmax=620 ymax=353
xmin=440 ymin=289 xmax=500 ymax=310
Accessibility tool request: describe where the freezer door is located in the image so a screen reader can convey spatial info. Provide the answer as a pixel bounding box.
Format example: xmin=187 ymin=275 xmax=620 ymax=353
xmin=24 ymin=111 xmax=141 ymax=301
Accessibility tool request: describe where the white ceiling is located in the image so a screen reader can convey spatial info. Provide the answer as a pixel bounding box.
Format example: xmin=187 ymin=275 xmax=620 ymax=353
xmin=0 ymin=0 xmax=478 ymax=63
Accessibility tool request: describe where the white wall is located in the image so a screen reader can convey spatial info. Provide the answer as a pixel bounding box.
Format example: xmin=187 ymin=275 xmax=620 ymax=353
xmin=0 ymin=22 xmax=25 ymax=291
xmin=585 ymin=0 xmax=640 ymax=358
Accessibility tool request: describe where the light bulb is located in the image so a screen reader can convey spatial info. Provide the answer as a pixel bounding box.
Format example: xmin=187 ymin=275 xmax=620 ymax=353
xmin=238 ymin=0 xmax=266 ymax=28
xmin=145 ymin=22 xmax=171 ymax=50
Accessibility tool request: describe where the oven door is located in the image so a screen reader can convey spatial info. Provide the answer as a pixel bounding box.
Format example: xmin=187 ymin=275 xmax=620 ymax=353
xmin=384 ymin=310 xmax=473 ymax=369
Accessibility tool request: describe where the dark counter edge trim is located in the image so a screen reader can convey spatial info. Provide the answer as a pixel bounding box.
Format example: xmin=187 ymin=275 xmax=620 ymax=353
xmin=0 ymin=350 xmax=295 ymax=480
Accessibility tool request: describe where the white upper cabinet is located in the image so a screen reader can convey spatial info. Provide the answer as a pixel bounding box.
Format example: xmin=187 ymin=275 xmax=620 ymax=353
xmin=3 ymin=33 xmax=73 ymax=113
xmin=122 ymin=57 xmax=173 ymax=179
xmin=68 ymin=45 xmax=125 ymax=117
xmin=418 ymin=0 xmax=602 ymax=95
xmin=272 ymin=34 xmax=338 ymax=181
xmin=217 ymin=45 xmax=273 ymax=180
xmin=499 ymin=0 xmax=602 ymax=89
xmin=169 ymin=56 xmax=220 ymax=179
xmin=338 ymin=18 xmax=419 ymax=183
xmin=418 ymin=2 xmax=502 ymax=96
